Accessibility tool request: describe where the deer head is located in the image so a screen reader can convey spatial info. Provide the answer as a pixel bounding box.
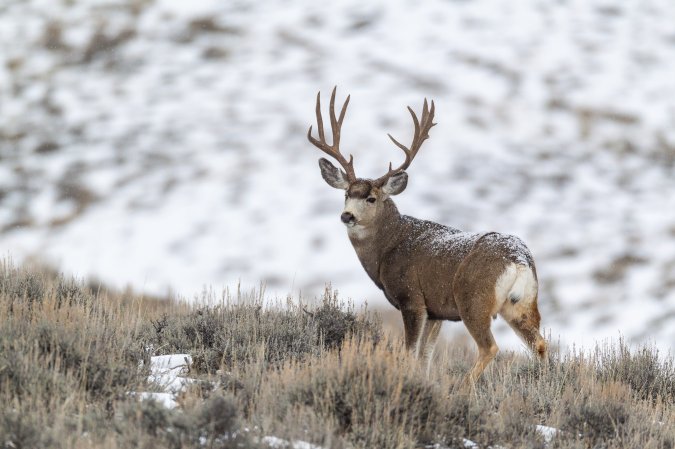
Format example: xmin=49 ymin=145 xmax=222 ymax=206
xmin=308 ymin=87 xmax=435 ymax=229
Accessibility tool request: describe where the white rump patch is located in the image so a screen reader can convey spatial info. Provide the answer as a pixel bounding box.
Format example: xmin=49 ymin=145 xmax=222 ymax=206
xmin=494 ymin=263 xmax=537 ymax=315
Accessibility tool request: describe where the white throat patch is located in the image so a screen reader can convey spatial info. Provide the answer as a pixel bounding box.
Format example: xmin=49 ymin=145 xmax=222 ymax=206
xmin=347 ymin=224 xmax=371 ymax=240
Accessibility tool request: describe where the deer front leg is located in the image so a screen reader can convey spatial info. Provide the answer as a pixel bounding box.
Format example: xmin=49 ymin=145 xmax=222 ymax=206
xmin=401 ymin=308 xmax=428 ymax=357
xmin=418 ymin=319 xmax=442 ymax=375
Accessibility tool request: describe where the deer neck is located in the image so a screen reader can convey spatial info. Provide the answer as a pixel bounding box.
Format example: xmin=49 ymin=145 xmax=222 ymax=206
xmin=347 ymin=199 xmax=404 ymax=282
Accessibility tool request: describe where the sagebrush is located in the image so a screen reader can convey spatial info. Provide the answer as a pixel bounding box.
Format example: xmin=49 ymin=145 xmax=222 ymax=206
xmin=0 ymin=261 xmax=673 ymax=449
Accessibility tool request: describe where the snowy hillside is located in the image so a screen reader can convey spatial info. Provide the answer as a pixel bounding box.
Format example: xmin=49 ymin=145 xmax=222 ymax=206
xmin=1 ymin=0 xmax=674 ymax=353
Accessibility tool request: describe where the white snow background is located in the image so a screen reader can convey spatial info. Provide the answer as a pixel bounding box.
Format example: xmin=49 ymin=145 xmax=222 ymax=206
xmin=1 ymin=0 xmax=674 ymax=354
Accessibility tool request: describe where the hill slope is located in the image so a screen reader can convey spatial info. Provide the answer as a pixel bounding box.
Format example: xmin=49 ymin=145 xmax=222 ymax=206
xmin=1 ymin=262 xmax=673 ymax=448
xmin=1 ymin=0 xmax=674 ymax=352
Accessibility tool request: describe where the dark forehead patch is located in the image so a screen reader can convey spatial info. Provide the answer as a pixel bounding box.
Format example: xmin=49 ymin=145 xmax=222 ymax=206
xmin=347 ymin=180 xmax=373 ymax=199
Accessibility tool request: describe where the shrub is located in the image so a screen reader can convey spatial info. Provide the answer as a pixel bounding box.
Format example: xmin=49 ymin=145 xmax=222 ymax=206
xmin=145 ymin=287 xmax=381 ymax=373
xmin=558 ymin=384 xmax=630 ymax=446
xmin=0 ymin=410 xmax=59 ymax=449
xmin=595 ymin=339 xmax=675 ymax=402
xmin=257 ymin=339 xmax=452 ymax=449
xmin=118 ymin=394 xmax=252 ymax=449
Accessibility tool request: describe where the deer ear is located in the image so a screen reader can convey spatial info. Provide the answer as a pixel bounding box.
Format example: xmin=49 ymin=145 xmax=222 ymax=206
xmin=319 ymin=158 xmax=350 ymax=190
xmin=382 ymin=171 xmax=408 ymax=196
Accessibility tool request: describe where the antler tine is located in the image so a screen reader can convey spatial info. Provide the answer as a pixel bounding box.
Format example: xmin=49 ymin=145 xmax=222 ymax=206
xmin=408 ymin=105 xmax=420 ymax=144
xmin=315 ymin=91 xmax=325 ymax=143
xmin=307 ymin=87 xmax=356 ymax=182
xmin=331 ymin=87 xmax=351 ymax=143
xmin=375 ymin=98 xmax=436 ymax=186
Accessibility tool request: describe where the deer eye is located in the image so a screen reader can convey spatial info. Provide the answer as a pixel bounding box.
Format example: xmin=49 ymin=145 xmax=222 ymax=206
xmin=366 ymin=197 xmax=376 ymax=204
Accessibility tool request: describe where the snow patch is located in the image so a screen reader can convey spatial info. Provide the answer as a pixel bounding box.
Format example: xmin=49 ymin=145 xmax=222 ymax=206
xmin=135 ymin=392 xmax=179 ymax=409
xmin=535 ymin=425 xmax=559 ymax=444
xmin=134 ymin=354 xmax=193 ymax=408
xmin=261 ymin=436 xmax=325 ymax=449
xmin=147 ymin=354 xmax=193 ymax=393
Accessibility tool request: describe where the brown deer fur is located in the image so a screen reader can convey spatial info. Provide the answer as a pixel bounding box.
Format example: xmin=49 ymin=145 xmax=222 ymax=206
xmin=308 ymin=88 xmax=547 ymax=381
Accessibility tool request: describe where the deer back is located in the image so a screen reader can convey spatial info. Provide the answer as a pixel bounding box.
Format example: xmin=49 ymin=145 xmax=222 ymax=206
xmin=353 ymin=213 xmax=534 ymax=320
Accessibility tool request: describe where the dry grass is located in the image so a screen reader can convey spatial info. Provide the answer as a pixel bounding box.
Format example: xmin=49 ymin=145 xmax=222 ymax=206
xmin=0 ymin=261 xmax=673 ymax=448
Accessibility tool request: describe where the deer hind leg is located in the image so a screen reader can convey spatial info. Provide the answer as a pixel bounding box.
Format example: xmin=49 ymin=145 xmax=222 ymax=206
xmin=447 ymin=291 xmax=497 ymax=383
xmin=401 ymin=308 xmax=427 ymax=356
xmin=418 ymin=319 xmax=442 ymax=375
xmin=463 ymin=314 xmax=499 ymax=383
xmin=495 ymin=263 xmax=547 ymax=360
xmin=501 ymin=297 xmax=547 ymax=360
xmin=452 ymin=284 xmax=501 ymax=383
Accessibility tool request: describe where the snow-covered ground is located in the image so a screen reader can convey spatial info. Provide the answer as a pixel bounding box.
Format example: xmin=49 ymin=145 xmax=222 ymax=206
xmin=1 ymin=0 xmax=674 ymax=354
xmin=135 ymin=353 xmax=192 ymax=409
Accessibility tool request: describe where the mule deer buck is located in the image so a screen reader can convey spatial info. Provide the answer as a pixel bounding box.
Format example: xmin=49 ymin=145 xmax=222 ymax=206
xmin=308 ymin=87 xmax=547 ymax=381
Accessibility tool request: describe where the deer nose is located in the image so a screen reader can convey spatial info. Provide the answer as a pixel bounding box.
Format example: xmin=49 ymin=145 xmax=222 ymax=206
xmin=341 ymin=212 xmax=355 ymax=224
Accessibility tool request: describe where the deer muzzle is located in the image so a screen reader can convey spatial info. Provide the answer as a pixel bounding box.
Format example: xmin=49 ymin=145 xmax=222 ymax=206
xmin=341 ymin=212 xmax=356 ymax=225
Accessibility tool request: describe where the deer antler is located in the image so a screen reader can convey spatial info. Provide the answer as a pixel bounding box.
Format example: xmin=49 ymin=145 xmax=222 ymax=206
xmin=307 ymin=87 xmax=356 ymax=182
xmin=374 ymin=99 xmax=435 ymax=186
